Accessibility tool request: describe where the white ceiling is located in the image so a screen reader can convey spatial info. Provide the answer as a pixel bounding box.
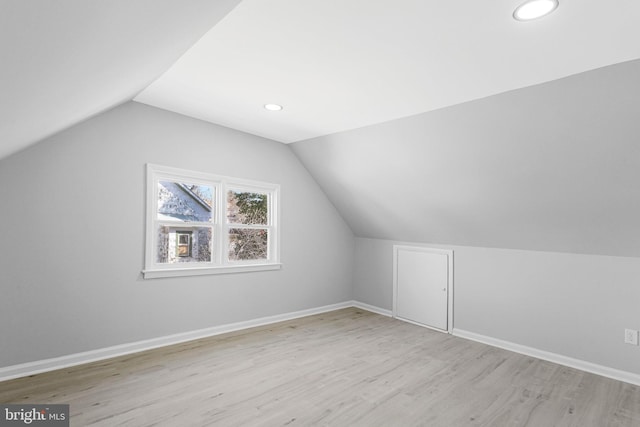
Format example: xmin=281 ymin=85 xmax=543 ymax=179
xmin=135 ymin=0 xmax=640 ymax=143
xmin=3 ymin=0 xmax=639 ymax=256
xmin=3 ymin=0 xmax=640 ymax=158
xmin=0 ymin=0 xmax=241 ymax=160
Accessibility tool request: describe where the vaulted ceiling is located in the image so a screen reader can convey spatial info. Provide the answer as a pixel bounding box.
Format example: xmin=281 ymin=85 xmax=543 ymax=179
xmin=136 ymin=0 xmax=640 ymax=143
xmin=291 ymin=59 xmax=640 ymax=257
xmin=0 ymin=0 xmax=241 ymax=159
xmin=2 ymin=0 xmax=639 ymax=256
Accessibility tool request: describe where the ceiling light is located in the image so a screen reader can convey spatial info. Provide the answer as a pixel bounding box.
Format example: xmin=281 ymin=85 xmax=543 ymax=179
xmin=264 ymin=104 xmax=283 ymax=111
xmin=513 ymin=0 xmax=559 ymax=21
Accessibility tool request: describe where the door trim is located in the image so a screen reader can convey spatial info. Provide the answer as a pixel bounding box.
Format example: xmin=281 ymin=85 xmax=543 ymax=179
xmin=392 ymin=245 xmax=454 ymax=333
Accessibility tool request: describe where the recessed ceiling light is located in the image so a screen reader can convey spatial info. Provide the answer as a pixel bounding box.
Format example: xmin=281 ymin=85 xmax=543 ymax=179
xmin=513 ymin=0 xmax=559 ymax=21
xmin=264 ymin=104 xmax=283 ymax=111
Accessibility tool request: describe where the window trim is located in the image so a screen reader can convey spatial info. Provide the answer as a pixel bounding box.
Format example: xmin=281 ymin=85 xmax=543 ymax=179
xmin=143 ymin=164 xmax=281 ymax=279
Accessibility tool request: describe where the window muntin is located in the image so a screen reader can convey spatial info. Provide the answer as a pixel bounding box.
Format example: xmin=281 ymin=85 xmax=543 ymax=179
xmin=144 ymin=165 xmax=280 ymax=278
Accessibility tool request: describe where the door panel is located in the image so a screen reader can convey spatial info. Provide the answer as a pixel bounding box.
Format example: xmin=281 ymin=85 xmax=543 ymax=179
xmin=396 ymin=248 xmax=448 ymax=331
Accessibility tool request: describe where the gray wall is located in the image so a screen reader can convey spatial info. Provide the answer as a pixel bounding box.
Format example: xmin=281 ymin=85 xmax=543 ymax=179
xmin=0 ymin=102 xmax=354 ymax=368
xmin=354 ymin=237 xmax=640 ymax=375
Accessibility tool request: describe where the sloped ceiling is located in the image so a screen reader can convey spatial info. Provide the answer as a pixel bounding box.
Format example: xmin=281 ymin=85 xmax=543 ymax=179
xmin=0 ymin=0 xmax=241 ymax=159
xmin=2 ymin=1 xmax=639 ymax=257
xmin=290 ymin=60 xmax=640 ymax=257
xmin=136 ymin=0 xmax=640 ymax=143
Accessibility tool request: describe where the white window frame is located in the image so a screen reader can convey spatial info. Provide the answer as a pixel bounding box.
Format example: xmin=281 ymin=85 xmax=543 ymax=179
xmin=143 ymin=164 xmax=281 ymax=279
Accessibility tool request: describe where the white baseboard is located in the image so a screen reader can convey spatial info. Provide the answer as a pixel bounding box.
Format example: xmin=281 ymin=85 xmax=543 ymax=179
xmin=453 ymin=328 xmax=640 ymax=387
xmin=0 ymin=301 xmax=353 ymax=382
xmin=4 ymin=303 xmax=637 ymax=388
xmin=351 ymin=301 xmax=392 ymax=317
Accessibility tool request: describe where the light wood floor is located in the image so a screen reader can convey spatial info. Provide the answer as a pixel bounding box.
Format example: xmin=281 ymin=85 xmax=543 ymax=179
xmin=1 ymin=308 xmax=639 ymax=426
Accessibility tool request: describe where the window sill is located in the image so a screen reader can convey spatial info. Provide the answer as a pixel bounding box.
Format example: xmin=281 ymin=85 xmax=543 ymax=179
xmin=142 ymin=263 xmax=282 ymax=279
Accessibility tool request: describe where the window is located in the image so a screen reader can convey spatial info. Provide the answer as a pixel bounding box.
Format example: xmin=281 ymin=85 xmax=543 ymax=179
xmin=176 ymin=231 xmax=192 ymax=257
xmin=143 ymin=164 xmax=280 ymax=278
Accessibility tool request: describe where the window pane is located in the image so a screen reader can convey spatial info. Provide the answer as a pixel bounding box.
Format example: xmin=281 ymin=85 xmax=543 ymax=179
xmin=227 ymin=191 xmax=268 ymax=225
xmin=228 ymin=228 xmax=268 ymax=261
xmin=157 ymin=226 xmax=212 ymax=264
xmin=158 ymin=181 xmax=213 ymax=222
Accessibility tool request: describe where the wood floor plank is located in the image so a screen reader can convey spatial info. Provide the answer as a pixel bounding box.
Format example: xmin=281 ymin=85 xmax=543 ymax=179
xmin=1 ymin=308 xmax=639 ymax=426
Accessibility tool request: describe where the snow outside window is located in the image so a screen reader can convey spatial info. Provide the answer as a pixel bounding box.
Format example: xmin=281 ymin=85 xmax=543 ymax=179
xmin=143 ymin=164 xmax=280 ymax=279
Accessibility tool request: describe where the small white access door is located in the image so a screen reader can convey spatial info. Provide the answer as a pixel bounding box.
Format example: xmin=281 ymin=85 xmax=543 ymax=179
xmin=393 ymin=246 xmax=453 ymax=332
